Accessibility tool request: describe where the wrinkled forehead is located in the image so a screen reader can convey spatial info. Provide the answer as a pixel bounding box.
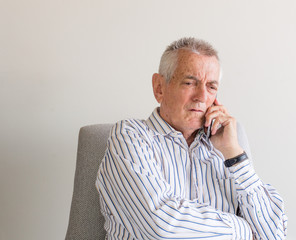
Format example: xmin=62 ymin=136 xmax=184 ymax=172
xmin=175 ymin=50 xmax=221 ymax=78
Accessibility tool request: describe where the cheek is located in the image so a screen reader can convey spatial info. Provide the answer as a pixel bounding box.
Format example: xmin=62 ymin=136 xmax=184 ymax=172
xmin=163 ymin=86 xmax=193 ymax=110
xmin=178 ymin=89 xmax=193 ymax=102
xmin=206 ymin=96 xmax=216 ymax=108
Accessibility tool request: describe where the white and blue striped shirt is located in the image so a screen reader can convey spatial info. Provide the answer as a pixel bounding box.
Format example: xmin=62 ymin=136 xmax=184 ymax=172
xmin=96 ymin=108 xmax=287 ymax=239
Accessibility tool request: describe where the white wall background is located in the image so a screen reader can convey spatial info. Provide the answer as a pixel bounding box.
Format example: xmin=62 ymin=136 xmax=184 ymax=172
xmin=1 ymin=0 xmax=295 ymax=239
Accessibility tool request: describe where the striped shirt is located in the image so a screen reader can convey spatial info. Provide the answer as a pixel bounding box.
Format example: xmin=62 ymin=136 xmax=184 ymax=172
xmin=96 ymin=108 xmax=287 ymax=239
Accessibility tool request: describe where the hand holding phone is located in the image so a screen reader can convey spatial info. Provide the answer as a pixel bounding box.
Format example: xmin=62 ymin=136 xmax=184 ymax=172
xmin=205 ymin=98 xmax=243 ymax=159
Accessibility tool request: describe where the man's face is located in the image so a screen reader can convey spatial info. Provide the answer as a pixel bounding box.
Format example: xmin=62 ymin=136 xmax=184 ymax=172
xmin=153 ymin=50 xmax=220 ymax=135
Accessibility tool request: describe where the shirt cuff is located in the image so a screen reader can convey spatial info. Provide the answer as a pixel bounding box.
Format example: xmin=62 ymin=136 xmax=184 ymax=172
xmin=228 ymin=160 xmax=263 ymax=192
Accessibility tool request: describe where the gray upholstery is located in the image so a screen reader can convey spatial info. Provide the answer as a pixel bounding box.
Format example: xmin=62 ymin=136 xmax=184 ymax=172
xmin=65 ymin=124 xmax=113 ymax=240
xmin=65 ymin=122 xmax=251 ymax=240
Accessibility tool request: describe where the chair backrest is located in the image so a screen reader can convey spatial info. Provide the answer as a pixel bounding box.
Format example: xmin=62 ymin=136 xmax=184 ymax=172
xmin=65 ymin=122 xmax=251 ymax=240
xmin=65 ymin=124 xmax=113 ymax=240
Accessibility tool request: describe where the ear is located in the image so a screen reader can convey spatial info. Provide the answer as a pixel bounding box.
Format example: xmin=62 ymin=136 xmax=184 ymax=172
xmin=152 ymin=73 xmax=166 ymax=104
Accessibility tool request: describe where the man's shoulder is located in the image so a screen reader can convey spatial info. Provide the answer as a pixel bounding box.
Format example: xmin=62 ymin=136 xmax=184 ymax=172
xmin=110 ymin=118 xmax=150 ymax=137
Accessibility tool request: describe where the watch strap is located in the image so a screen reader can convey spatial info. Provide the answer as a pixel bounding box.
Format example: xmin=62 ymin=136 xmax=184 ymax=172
xmin=224 ymin=151 xmax=248 ymax=168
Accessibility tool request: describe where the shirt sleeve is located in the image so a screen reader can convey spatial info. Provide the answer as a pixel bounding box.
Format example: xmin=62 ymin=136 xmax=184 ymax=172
xmin=96 ymin=120 xmax=253 ymax=239
xmin=228 ymin=159 xmax=288 ymax=239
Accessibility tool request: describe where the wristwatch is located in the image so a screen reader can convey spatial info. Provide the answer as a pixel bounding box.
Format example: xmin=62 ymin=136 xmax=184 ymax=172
xmin=224 ymin=151 xmax=248 ymax=168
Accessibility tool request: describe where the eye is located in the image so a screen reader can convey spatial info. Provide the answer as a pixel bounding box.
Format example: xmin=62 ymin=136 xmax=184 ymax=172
xmin=207 ymin=83 xmax=218 ymax=91
xmin=183 ymin=80 xmax=196 ymax=86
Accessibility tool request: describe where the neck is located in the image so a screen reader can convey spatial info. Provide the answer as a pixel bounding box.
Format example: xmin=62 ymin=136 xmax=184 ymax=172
xmin=157 ymin=108 xmax=200 ymax=146
xmin=183 ymin=130 xmax=198 ymax=146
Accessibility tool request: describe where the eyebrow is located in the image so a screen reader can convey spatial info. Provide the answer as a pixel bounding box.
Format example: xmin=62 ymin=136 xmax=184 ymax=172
xmin=185 ymin=75 xmax=219 ymax=85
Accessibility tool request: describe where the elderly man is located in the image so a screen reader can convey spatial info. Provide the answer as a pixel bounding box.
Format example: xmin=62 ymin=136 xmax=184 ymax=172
xmin=96 ymin=38 xmax=287 ymax=239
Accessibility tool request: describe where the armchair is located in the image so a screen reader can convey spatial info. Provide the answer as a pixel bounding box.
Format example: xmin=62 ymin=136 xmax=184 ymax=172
xmin=65 ymin=122 xmax=251 ymax=239
xmin=65 ymin=124 xmax=112 ymax=240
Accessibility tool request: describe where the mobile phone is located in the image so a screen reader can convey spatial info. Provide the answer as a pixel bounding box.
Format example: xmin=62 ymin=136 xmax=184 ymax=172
xmin=206 ymin=97 xmax=217 ymax=140
xmin=206 ymin=119 xmax=214 ymax=140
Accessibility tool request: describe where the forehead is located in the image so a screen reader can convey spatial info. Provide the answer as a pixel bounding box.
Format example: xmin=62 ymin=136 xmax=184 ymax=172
xmin=174 ymin=50 xmax=220 ymax=78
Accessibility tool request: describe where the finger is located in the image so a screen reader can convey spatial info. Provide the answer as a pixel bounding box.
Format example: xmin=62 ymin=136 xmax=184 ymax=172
xmin=204 ymin=110 xmax=220 ymax=126
xmin=214 ymin=98 xmax=220 ymax=106
xmin=211 ymin=115 xmax=230 ymax=135
xmin=211 ymin=118 xmax=220 ymax=135
xmin=204 ymin=114 xmax=212 ymax=127
xmin=205 ymin=109 xmax=224 ymax=127
xmin=213 ymin=115 xmax=237 ymax=136
xmin=207 ymin=105 xmax=227 ymax=113
xmin=213 ymin=99 xmax=229 ymax=115
xmin=210 ymin=111 xmax=234 ymax=133
xmin=206 ymin=105 xmax=228 ymax=116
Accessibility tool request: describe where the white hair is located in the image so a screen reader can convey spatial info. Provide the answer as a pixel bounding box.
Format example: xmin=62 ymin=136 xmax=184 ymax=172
xmin=159 ymin=37 xmax=221 ymax=82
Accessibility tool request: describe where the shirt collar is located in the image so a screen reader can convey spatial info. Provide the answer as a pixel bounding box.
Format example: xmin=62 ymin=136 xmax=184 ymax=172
xmin=199 ymin=127 xmax=213 ymax=150
xmin=146 ymin=108 xmax=212 ymax=147
xmin=146 ymin=108 xmax=181 ymax=136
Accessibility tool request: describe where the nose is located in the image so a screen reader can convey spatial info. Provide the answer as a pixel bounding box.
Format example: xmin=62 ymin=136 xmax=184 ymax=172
xmin=192 ymin=84 xmax=207 ymax=103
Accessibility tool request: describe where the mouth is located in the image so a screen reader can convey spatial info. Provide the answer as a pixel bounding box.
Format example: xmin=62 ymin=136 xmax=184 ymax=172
xmin=189 ymin=108 xmax=204 ymax=113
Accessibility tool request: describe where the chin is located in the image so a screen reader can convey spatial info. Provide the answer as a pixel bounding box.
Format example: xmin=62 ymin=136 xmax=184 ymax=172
xmin=187 ymin=122 xmax=203 ymax=130
xmin=187 ymin=117 xmax=203 ymax=125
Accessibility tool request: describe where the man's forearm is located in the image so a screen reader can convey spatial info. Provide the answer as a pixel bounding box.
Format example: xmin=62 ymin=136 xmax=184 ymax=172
xmin=228 ymin=159 xmax=287 ymax=239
